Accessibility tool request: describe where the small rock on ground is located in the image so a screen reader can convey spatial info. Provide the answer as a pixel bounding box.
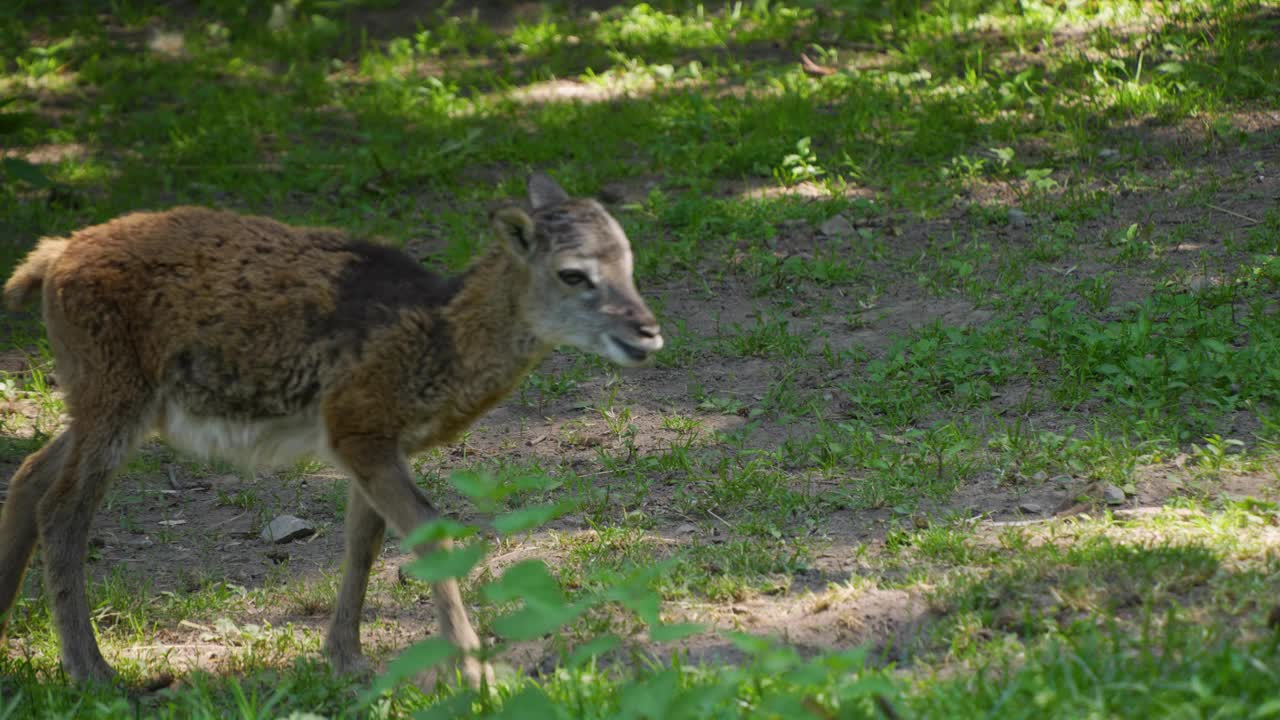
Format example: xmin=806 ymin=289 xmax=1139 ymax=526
xmin=819 ymin=214 xmax=855 ymax=239
xmin=1018 ymin=502 xmax=1043 ymax=514
xmin=261 ymin=515 xmax=315 ymax=544
xmin=1102 ymin=484 xmax=1126 ymax=505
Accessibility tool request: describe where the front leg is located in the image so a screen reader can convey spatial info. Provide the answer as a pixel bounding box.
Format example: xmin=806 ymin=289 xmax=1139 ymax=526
xmin=329 ymin=433 xmax=492 ymax=689
xmin=324 ymin=483 xmax=385 ymax=676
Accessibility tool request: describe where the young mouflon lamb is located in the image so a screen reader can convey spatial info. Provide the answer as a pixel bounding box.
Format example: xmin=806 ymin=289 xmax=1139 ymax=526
xmin=0 ymin=173 xmax=663 ymax=688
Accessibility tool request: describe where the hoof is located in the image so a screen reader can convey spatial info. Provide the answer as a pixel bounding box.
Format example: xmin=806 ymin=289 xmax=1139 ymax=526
xmin=65 ymin=660 xmax=119 ymax=689
xmin=460 ymin=656 xmax=496 ymax=690
xmin=329 ymin=655 xmax=374 ymax=680
xmin=411 ymin=656 xmax=496 ymax=693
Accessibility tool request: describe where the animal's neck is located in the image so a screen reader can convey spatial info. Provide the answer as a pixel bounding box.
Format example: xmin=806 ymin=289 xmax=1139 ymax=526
xmin=444 ymin=245 xmax=550 ymax=396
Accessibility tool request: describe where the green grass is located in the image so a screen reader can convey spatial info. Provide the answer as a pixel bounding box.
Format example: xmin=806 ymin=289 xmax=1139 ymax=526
xmin=3 ymin=0 xmax=1280 ymax=717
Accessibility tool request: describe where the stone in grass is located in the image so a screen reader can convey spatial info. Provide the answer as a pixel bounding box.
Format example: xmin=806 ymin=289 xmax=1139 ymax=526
xmin=819 ymin=214 xmax=856 ymax=239
xmin=1007 ymin=208 xmax=1029 ymax=228
xmin=261 ymin=515 xmax=316 ymax=544
xmin=1102 ymin=484 xmax=1126 ymax=506
xmin=1018 ymin=501 xmax=1043 ymax=515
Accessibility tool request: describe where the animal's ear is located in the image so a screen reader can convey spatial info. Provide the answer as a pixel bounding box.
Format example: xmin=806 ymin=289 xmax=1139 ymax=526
xmin=528 ymin=171 xmax=570 ymax=210
xmin=491 ymin=207 xmax=536 ymax=259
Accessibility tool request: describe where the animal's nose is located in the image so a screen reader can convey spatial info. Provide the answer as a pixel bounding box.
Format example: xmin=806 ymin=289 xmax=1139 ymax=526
xmin=625 ymin=305 xmax=660 ymax=338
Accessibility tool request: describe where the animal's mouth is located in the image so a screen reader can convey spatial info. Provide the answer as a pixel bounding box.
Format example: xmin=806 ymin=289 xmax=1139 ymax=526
xmin=609 ymin=334 xmax=660 ymax=363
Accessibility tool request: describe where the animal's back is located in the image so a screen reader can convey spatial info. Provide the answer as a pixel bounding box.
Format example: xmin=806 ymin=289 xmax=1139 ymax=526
xmin=32 ymin=206 xmax=463 ymax=462
xmin=47 ymin=206 xmax=348 ymax=364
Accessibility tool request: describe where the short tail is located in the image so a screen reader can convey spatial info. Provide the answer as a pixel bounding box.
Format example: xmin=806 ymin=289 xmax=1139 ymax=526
xmin=5 ymin=237 xmax=68 ymax=310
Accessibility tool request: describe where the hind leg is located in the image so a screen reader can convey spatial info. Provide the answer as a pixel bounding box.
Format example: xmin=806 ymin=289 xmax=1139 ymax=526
xmin=0 ymin=431 xmax=73 ymax=636
xmin=38 ymin=411 xmax=145 ymax=684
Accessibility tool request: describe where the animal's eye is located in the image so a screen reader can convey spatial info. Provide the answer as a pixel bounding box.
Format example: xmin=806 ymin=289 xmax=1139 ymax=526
xmin=558 ymin=270 xmax=594 ymax=289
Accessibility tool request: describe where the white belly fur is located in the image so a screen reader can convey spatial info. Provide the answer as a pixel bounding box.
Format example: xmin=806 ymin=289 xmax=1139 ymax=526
xmin=158 ymin=401 xmax=332 ymax=469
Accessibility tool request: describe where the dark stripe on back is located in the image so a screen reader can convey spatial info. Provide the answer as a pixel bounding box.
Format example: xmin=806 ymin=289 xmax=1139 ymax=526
xmin=312 ymin=240 xmax=463 ymax=345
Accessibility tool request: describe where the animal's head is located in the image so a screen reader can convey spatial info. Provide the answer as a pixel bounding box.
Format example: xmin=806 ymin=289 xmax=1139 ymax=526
xmin=491 ymin=172 xmax=663 ymax=367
